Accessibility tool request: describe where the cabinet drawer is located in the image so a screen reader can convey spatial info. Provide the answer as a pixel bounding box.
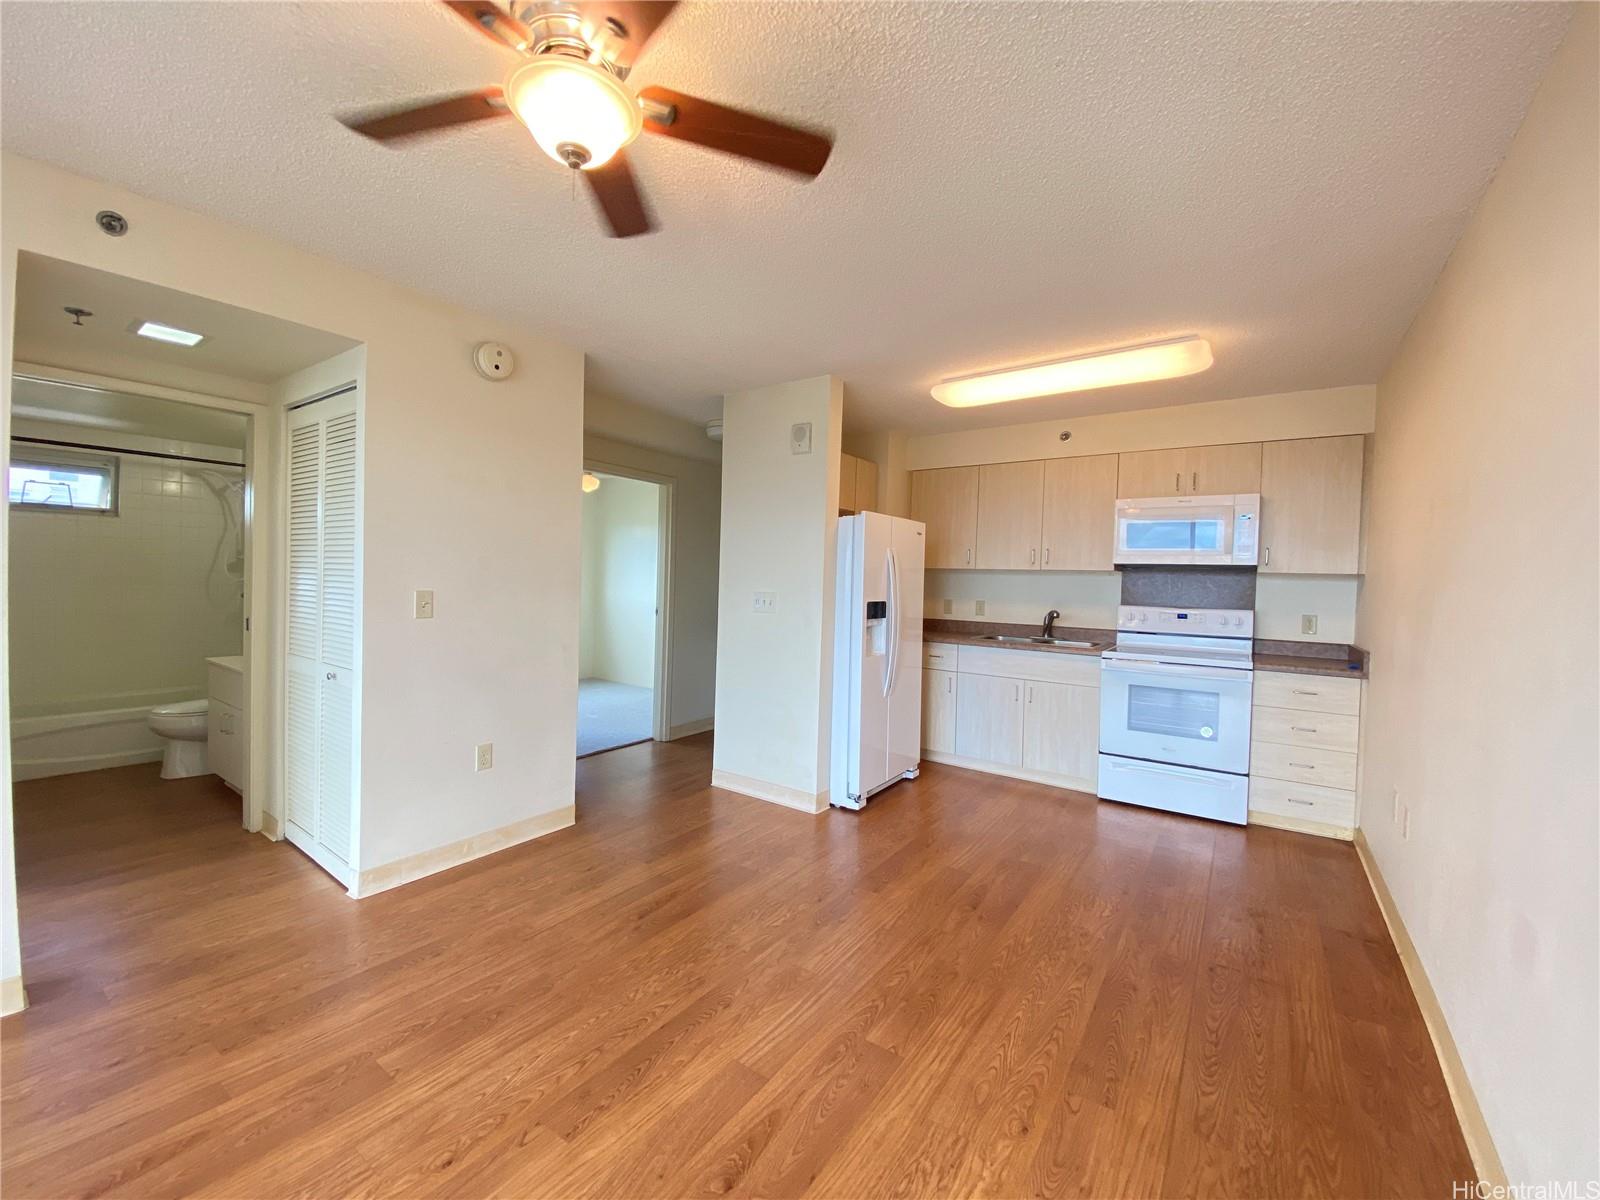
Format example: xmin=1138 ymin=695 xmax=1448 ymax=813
xmin=1251 ymin=705 xmax=1359 ymax=753
xmin=1250 ymin=740 xmax=1358 ymax=791
xmin=1252 ymin=671 xmax=1360 ymax=716
xmin=1249 ymin=776 xmax=1355 ymax=830
xmin=923 ymin=642 xmax=959 ymax=669
xmin=956 ymin=644 xmax=1100 ymax=687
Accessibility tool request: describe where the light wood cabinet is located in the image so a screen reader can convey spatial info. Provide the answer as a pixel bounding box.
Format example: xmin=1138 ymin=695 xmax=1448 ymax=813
xmin=910 ymin=466 xmax=979 ymax=569
xmin=1041 ymin=455 xmax=1117 ymax=571
xmin=1116 ymin=443 xmax=1262 ymax=497
xmin=1115 ymin=447 xmax=1189 ymax=498
xmin=1022 ymin=681 xmax=1098 ymax=783
xmin=1249 ymin=668 xmax=1363 ymax=840
xmin=838 ymin=453 xmax=858 ymax=513
xmin=855 ymin=458 xmax=879 ymax=512
xmin=922 ymin=668 xmax=956 ymax=755
xmin=1185 ymin=442 xmax=1262 ymax=495
xmin=955 ymin=672 xmax=1024 ymax=766
xmin=1259 ymin=435 xmax=1364 ymax=574
xmin=975 ymin=461 xmax=1044 ymax=570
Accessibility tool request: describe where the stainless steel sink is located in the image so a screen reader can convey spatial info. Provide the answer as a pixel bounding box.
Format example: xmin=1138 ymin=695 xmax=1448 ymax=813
xmin=978 ymin=635 xmax=1099 ymax=649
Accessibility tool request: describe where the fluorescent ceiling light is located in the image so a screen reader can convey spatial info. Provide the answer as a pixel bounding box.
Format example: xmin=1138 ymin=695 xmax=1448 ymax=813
xmin=134 ymin=321 xmax=205 ymax=347
xmin=932 ymin=336 xmax=1213 ymax=408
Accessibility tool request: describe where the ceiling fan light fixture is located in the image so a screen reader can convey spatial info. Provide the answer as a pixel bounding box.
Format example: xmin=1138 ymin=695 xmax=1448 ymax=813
xmin=506 ymin=58 xmax=642 ymax=171
xmin=931 ymin=336 xmax=1214 ymax=408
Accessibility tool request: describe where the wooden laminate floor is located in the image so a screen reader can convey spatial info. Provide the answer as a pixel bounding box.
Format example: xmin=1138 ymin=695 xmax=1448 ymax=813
xmin=2 ymin=738 xmax=1473 ymax=1199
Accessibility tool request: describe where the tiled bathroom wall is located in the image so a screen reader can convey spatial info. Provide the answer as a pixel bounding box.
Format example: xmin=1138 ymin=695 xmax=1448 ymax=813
xmin=8 ymin=455 xmax=245 ymax=718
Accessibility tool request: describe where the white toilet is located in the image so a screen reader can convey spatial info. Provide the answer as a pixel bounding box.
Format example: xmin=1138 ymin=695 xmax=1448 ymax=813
xmin=147 ymin=699 xmax=210 ymax=779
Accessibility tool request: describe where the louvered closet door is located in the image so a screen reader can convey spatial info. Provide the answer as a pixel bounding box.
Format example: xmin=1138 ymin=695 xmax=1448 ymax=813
xmin=284 ymin=390 xmax=359 ymax=886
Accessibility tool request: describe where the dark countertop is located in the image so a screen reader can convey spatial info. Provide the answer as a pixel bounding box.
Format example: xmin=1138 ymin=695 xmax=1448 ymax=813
xmin=923 ymin=621 xmax=1369 ymax=679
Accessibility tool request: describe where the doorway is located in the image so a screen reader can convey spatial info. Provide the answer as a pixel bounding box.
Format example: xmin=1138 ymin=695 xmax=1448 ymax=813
xmin=577 ymin=466 xmax=670 ymax=756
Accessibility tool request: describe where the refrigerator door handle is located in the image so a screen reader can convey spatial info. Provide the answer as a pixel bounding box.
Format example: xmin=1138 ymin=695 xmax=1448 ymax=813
xmin=883 ymin=546 xmax=899 ymax=698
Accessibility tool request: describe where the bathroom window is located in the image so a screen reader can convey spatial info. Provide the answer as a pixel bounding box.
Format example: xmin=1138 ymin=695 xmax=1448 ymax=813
xmin=7 ymin=449 xmax=119 ymax=514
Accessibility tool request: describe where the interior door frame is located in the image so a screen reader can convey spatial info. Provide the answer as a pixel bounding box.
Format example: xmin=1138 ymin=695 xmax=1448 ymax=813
xmin=582 ymin=458 xmax=674 ymax=741
xmin=9 ymin=361 xmax=268 ymax=832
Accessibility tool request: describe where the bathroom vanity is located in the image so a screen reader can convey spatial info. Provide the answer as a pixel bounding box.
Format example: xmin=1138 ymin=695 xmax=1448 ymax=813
xmin=206 ymin=655 xmax=245 ymax=792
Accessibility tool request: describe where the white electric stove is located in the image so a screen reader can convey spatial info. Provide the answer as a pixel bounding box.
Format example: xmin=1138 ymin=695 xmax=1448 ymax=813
xmin=1098 ymin=605 xmax=1255 ymax=825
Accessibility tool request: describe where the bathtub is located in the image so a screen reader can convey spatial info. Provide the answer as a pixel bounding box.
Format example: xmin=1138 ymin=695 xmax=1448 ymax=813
xmin=11 ymin=691 xmax=203 ymax=781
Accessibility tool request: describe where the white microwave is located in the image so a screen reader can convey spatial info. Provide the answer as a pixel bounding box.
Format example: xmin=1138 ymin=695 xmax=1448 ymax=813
xmin=1113 ymin=493 xmax=1260 ymax=566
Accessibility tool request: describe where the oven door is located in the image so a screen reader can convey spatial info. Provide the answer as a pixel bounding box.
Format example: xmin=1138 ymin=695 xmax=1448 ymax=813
xmin=1099 ymin=659 xmax=1253 ymax=774
xmin=1113 ymin=499 xmax=1236 ymax=565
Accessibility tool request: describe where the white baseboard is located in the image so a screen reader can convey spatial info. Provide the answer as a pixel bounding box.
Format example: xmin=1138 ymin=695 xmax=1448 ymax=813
xmin=259 ymin=810 xmax=282 ymax=841
xmin=666 ymin=717 xmax=714 ymax=740
xmin=1 ymin=975 xmax=26 ymax=1017
xmin=1353 ymin=829 xmax=1505 ymax=1186
xmin=921 ymin=750 xmax=1095 ymax=796
xmin=711 ymin=768 xmax=827 ymax=814
xmin=351 ymin=805 xmax=576 ymax=898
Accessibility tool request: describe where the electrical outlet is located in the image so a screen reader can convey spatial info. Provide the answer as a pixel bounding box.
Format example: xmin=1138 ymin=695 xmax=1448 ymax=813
xmin=1301 ymin=613 xmax=1318 ymax=635
xmin=974 ymin=599 xmax=986 ymax=617
xmin=941 ymin=597 xmax=953 ymax=615
xmin=475 ymin=742 xmax=493 ymax=772
xmin=753 ymin=591 xmax=777 ymax=614
xmin=414 ymin=589 xmax=435 ymax=620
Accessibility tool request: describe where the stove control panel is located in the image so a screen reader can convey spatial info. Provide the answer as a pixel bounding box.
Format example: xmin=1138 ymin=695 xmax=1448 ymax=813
xmin=1117 ymin=605 xmax=1254 ymax=636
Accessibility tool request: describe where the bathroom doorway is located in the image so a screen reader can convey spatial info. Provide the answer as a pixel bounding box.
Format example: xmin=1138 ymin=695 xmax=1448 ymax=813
xmin=577 ymin=464 xmax=671 ymax=757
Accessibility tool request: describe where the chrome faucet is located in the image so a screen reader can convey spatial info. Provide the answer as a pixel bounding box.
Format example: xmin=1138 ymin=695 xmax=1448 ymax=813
xmin=1042 ymin=609 xmax=1061 ymax=639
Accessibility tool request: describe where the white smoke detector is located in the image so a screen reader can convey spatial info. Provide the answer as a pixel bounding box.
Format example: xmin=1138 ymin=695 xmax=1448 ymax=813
xmin=472 ymin=342 xmax=515 ymax=381
xmin=705 ymin=418 xmax=723 ymax=442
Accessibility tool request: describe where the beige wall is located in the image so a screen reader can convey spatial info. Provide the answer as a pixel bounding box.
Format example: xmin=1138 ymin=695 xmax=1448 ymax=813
xmin=842 ymin=427 xmax=911 ymax=518
xmin=578 ymin=473 xmax=658 ymax=691
xmin=3 ymin=155 xmax=586 ymax=988
xmin=713 ymin=376 xmax=842 ymax=808
xmin=584 ymin=425 xmax=721 ymax=736
xmin=1358 ymin=8 xmax=1598 ymax=1183
xmin=904 ymin=384 xmax=1375 ymax=470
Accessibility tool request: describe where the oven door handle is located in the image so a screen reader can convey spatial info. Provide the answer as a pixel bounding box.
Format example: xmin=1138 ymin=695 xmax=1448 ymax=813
xmin=1100 ymin=657 xmax=1254 ymax=684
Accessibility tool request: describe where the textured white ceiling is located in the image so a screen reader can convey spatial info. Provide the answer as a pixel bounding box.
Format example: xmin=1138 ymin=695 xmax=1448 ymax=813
xmin=0 ymin=2 xmax=1571 ymax=433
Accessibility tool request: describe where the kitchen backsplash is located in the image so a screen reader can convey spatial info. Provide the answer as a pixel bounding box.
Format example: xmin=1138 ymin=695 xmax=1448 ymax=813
xmin=923 ymin=568 xmax=1358 ymax=643
xmin=1118 ymin=566 xmax=1256 ymax=609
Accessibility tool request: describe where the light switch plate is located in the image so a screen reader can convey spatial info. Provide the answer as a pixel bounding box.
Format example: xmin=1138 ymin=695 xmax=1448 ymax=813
xmin=790 ymin=423 xmax=812 ymax=454
xmin=475 ymin=742 xmax=493 ymax=772
xmin=1301 ymin=613 xmax=1318 ymax=635
xmin=941 ymin=598 xmax=953 ymax=615
xmin=975 ymin=599 xmax=986 ymax=617
xmin=415 ymin=589 xmax=435 ymax=620
xmin=753 ymin=591 xmax=777 ymax=614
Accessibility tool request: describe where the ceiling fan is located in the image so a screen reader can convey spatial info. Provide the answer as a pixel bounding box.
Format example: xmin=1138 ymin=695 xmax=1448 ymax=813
xmin=339 ymin=1 xmax=833 ymax=238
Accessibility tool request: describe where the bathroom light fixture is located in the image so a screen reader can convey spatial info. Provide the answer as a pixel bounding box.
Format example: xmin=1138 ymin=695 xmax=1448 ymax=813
xmin=505 ymin=58 xmax=643 ymax=171
xmin=134 ymin=320 xmax=205 ymax=347
xmin=932 ymin=336 xmax=1213 ymax=408
xmin=581 ymin=472 xmax=601 ymax=493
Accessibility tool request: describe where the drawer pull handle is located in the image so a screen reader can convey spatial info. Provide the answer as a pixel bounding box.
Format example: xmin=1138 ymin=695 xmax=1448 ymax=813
xmin=1292 ymin=689 xmax=1320 ymax=696
xmin=1289 ymin=762 xmax=1315 ymax=770
xmin=1290 ymin=725 xmax=1318 ymax=733
xmin=1287 ymin=797 xmax=1314 ymax=806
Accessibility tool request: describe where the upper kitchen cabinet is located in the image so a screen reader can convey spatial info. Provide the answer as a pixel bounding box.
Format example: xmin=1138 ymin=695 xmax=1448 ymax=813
xmin=1041 ymin=454 xmax=1118 ymax=570
xmin=838 ymin=452 xmax=859 ymax=513
xmin=976 ymin=461 xmax=1045 ymax=570
xmin=855 ymin=457 xmax=879 ymax=512
xmin=911 ymin=466 xmax=979 ymax=569
xmin=1185 ymin=442 xmax=1262 ymax=495
xmin=1115 ymin=447 xmax=1189 ymax=498
xmin=1116 ymin=443 xmax=1262 ymax=497
xmin=1259 ymin=435 xmax=1364 ymax=574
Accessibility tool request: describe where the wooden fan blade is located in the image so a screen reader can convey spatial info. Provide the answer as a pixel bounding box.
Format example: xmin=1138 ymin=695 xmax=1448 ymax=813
xmin=442 ymin=1 xmax=532 ymax=51
xmin=584 ymin=153 xmax=654 ymax=238
xmin=575 ymin=1 xmax=679 ymax=69
xmin=340 ymin=88 xmax=510 ymax=143
xmin=639 ymin=86 xmax=831 ymax=177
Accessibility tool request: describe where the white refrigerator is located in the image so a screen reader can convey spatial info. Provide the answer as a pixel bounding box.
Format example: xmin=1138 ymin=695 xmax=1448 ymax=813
xmin=830 ymin=512 xmax=926 ymax=810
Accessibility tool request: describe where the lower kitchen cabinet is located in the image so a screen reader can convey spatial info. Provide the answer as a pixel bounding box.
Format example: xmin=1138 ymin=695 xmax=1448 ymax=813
xmin=922 ymin=668 xmax=956 ymax=755
xmin=955 ymin=673 xmax=1024 ymax=766
xmin=1023 ymin=681 xmax=1098 ymax=781
xmin=1248 ymin=669 xmax=1362 ymax=840
xmin=923 ymin=642 xmax=1099 ymax=793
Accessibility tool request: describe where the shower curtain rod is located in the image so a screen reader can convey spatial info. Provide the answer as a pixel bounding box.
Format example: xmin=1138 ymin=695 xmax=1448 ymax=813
xmin=10 ymin=435 xmax=243 ymax=470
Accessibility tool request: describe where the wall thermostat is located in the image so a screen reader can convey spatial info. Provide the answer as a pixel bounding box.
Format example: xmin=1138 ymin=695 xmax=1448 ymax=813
xmin=790 ymin=422 xmax=813 ymax=454
xmin=472 ymin=342 xmax=515 ymax=381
